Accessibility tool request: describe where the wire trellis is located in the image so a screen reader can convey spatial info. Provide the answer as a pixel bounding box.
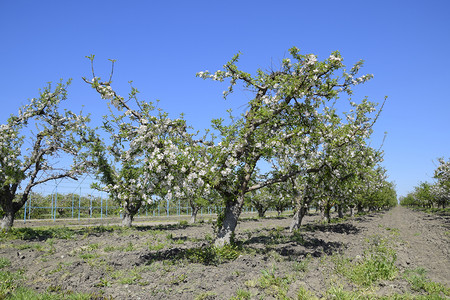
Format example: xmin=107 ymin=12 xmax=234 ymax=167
xmin=20 ymin=174 xmax=255 ymax=223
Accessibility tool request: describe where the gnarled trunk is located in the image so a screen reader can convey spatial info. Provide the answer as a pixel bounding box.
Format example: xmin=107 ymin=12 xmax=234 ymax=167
xmin=1 ymin=187 xmax=25 ymax=231
xmin=321 ymin=203 xmax=331 ymax=223
xmin=337 ymin=204 xmax=344 ymax=218
xmin=1 ymin=210 xmax=15 ymax=231
xmin=357 ymin=203 xmax=364 ymax=214
xmin=215 ymin=197 xmax=243 ymax=247
xmin=121 ymin=200 xmax=141 ymax=227
xmin=190 ymin=206 xmax=199 ymax=224
xmin=122 ymin=212 xmax=134 ymax=227
xmin=257 ymin=207 xmax=266 ymax=218
xmin=349 ymin=206 xmax=354 ymax=217
xmin=289 ymin=205 xmax=307 ymax=232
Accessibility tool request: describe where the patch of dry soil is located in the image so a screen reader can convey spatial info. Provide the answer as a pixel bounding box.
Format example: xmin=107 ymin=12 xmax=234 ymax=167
xmin=1 ymin=206 xmax=448 ymax=299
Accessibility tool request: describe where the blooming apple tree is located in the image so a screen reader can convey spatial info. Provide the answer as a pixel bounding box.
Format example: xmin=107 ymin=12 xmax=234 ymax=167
xmin=84 ymin=57 xmax=201 ymax=227
xmin=197 ymin=47 xmax=384 ymax=246
xmin=0 ymin=81 xmax=92 ymax=230
xmin=270 ymin=99 xmax=385 ymax=229
xmin=432 ymin=158 xmax=449 ymax=208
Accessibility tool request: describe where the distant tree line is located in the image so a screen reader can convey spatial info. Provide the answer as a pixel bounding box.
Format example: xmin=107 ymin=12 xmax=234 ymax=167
xmin=400 ymin=158 xmax=449 ymax=209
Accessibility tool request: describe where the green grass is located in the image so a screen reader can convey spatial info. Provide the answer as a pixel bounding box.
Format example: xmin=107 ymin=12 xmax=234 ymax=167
xmin=103 ymin=245 xmax=117 ymax=252
xmin=292 ymin=254 xmax=311 ymax=273
xmin=296 ymin=286 xmax=318 ymax=299
xmin=194 ymin=291 xmax=217 ymax=300
xmin=117 ymin=267 xmax=147 ymax=285
xmin=0 ymin=268 xmax=24 ymax=298
xmin=0 ymin=257 xmax=11 ymax=269
xmin=229 ymin=288 xmax=252 ymax=300
xmin=333 ymin=235 xmax=397 ymax=286
xmin=404 ymin=267 xmax=450 ymax=297
xmin=183 ymin=244 xmax=241 ymax=265
xmin=147 ymin=241 xmax=166 ymax=251
xmin=245 ymin=268 xmax=292 ymax=299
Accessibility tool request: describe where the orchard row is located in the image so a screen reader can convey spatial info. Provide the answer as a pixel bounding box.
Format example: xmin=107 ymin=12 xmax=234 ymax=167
xmin=1 ymin=47 xmax=397 ymax=245
xmin=400 ymin=158 xmax=449 ymax=209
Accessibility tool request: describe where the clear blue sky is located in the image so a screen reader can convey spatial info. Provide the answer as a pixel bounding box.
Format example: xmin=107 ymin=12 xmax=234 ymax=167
xmin=1 ymin=0 xmax=449 ymax=198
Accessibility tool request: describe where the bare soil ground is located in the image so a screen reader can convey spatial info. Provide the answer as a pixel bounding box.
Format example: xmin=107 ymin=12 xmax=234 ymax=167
xmin=1 ymin=206 xmax=449 ymax=299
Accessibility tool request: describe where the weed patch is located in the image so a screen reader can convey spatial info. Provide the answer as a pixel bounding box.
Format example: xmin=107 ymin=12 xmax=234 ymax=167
xmin=230 ymin=288 xmax=252 ymax=300
xmin=0 ymin=257 xmax=11 ymax=269
xmin=184 ymin=244 xmax=241 ymax=265
xmin=404 ymin=267 xmax=450 ymax=296
xmin=246 ymin=268 xmax=292 ymax=299
xmin=333 ymin=235 xmax=397 ymax=286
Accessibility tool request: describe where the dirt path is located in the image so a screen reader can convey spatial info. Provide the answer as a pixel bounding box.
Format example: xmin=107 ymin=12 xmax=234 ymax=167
xmin=369 ymin=206 xmax=450 ymax=285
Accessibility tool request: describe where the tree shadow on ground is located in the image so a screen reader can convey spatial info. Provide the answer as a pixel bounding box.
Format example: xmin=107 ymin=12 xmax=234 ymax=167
xmin=1 ymin=226 xmax=89 ymax=241
xmin=136 ymin=242 xmax=233 ymax=267
xmin=2 ymin=223 xmax=190 ymax=241
xmin=135 ymin=223 xmax=189 ymax=232
xmin=301 ymin=222 xmax=360 ymax=234
xmin=241 ymin=232 xmax=343 ymax=259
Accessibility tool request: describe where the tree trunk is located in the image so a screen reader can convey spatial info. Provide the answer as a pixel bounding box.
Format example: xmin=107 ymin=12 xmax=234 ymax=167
xmin=257 ymin=207 xmax=266 ymax=218
xmin=1 ymin=210 xmax=15 ymax=231
xmin=121 ymin=200 xmax=141 ymax=227
xmin=349 ymin=206 xmax=354 ymax=217
xmin=357 ymin=203 xmax=364 ymax=214
xmin=1 ymin=187 xmax=24 ymax=231
xmin=321 ymin=204 xmax=331 ymax=223
xmin=190 ymin=206 xmax=199 ymax=224
xmin=215 ymin=198 xmax=242 ymax=247
xmin=122 ymin=212 xmax=134 ymax=227
xmin=337 ymin=205 xmax=344 ymax=218
xmin=319 ymin=202 xmax=325 ymax=222
xmin=289 ymin=206 xmax=307 ymax=232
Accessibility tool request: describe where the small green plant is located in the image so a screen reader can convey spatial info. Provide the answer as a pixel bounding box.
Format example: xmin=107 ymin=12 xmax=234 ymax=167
xmin=404 ymin=267 xmax=450 ymax=296
xmin=297 ymin=286 xmax=318 ymax=299
xmin=194 ymin=291 xmax=217 ymax=300
xmin=87 ymin=243 xmax=100 ymax=251
xmin=333 ymin=235 xmax=397 ymax=286
xmin=46 ymin=284 xmax=63 ymax=293
xmin=104 ymin=245 xmax=117 ymax=252
xmin=45 ymin=238 xmax=56 ymax=254
xmin=184 ymin=244 xmax=241 ymax=265
xmin=96 ymin=277 xmax=112 ymax=287
xmin=0 ymin=269 xmax=24 ymax=298
xmin=148 ymin=241 xmax=166 ymax=251
xmin=168 ymin=273 xmax=187 ymax=285
xmin=292 ymin=255 xmax=311 ymax=273
xmin=124 ymin=241 xmax=134 ymax=251
xmin=79 ymin=253 xmax=98 ymax=260
xmin=268 ymin=227 xmax=284 ymax=244
xmin=178 ymin=220 xmax=188 ymax=227
xmin=204 ymin=233 xmax=213 ymax=243
xmin=267 ymin=250 xmax=283 ymax=262
xmin=246 ymin=268 xmax=291 ymax=298
xmin=0 ymin=257 xmax=11 ymax=269
xmin=117 ymin=266 xmax=147 ymax=285
xmin=110 ymin=269 xmax=124 ymax=280
xmin=47 ymin=262 xmax=65 ymax=275
xmin=291 ymin=230 xmax=305 ymax=245
xmin=325 ymin=285 xmax=360 ymax=299
xmin=230 ymin=288 xmax=252 ymax=300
